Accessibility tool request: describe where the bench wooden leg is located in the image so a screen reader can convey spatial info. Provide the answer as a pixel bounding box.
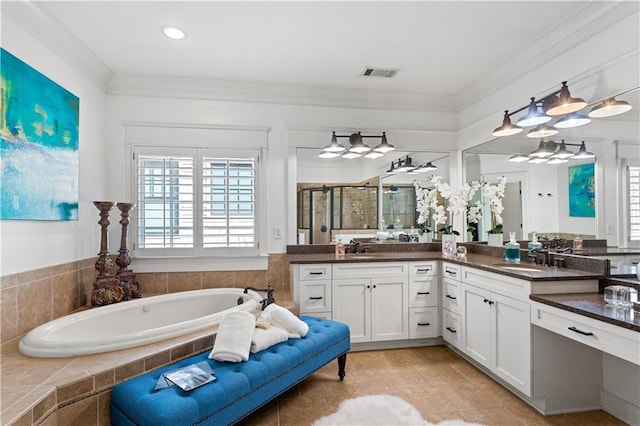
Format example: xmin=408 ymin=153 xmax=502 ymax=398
xmin=338 ymin=353 xmax=347 ymax=381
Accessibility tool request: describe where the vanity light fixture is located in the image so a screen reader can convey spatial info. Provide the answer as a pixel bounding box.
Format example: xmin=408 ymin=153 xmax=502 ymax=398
xmin=528 ymin=157 xmax=549 ymax=164
xmin=527 ymin=123 xmax=558 ymax=138
xmin=516 ymin=98 xmax=552 ymax=127
xmin=554 ymin=112 xmax=591 ymax=129
xmin=410 ymin=161 xmax=438 ymax=173
xmin=162 ymin=26 xmax=186 ymax=40
xmin=571 ymin=141 xmax=595 ymax=159
xmin=320 ymin=131 xmax=392 ymax=159
xmin=546 ymin=158 xmax=569 ymax=164
xmin=549 ymin=140 xmax=575 ymax=159
xmin=529 ymin=140 xmax=556 ymax=158
xmin=508 ymin=153 xmax=530 ymax=163
xmin=394 ymin=156 xmax=416 ymax=172
xmin=492 ymin=110 xmax=523 ymax=137
xmin=545 ymin=81 xmax=587 ymax=116
xmin=588 ymin=97 xmax=632 ymax=118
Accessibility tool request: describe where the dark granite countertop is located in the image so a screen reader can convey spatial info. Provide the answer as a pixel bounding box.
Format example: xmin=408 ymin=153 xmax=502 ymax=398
xmin=287 ymin=250 xmax=604 ymax=281
xmin=530 ymin=293 xmax=640 ymax=332
xmin=572 ymin=247 xmax=640 ymax=256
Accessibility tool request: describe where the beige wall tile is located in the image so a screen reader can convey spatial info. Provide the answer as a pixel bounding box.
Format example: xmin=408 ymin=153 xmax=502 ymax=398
xmin=144 ymin=351 xmax=171 ymax=371
xmin=1 ymin=288 xmax=19 ymax=343
xmin=97 ymin=391 xmax=111 ymax=426
xmin=11 ymin=410 xmax=33 ymax=426
xmin=78 ymin=266 xmax=96 ymax=307
xmin=33 ymin=390 xmax=57 ymax=423
xmin=235 ymin=270 xmax=267 ymax=289
xmin=57 ymin=395 xmax=98 ymax=426
xmin=57 ymin=377 xmax=94 ymax=405
xmin=167 ymin=272 xmax=202 ymax=293
xmin=115 ymin=360 xmax=144 ymax=382
xmin=94 ymin=370 xmax=115 ymax=391
xmin=201 ymin=271 xmax=235 ymax=288
xmin=193 ymin=335 xmax=214 ymax=353
xmin=16 ymin=267 xmax=52 ymax=287
xmin=37 ymin=411 xmax=57 ymax=426
xmin=136 ymin=273 xmax=168 ymax=295
xmin=51 ymin=262 xmax=79 ymax=276
xmin=52 ymin=272 xmax=79 ymax=319
xmin=18 ymin=278 xmax=53 ymax=335
xmin=0 ymin=273 xmax=19 ymax=290
xmin=170 ymin=342 xmax=194 ymax=361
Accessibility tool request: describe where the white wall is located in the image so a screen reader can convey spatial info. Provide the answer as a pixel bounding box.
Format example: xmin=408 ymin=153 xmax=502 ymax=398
xmin=0 ymin=16 xmax=108 ymax=276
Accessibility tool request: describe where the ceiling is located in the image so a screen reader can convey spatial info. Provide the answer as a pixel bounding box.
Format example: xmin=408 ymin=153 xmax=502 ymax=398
xmin=15 ymin=0 xmax=602 ymax=107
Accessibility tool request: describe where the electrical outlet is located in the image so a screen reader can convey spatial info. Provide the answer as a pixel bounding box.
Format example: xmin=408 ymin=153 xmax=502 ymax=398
xmin=606 ymin=223 xmax=614 ymax=234
xmin=274 ymin=226 xmax=283 ymax=239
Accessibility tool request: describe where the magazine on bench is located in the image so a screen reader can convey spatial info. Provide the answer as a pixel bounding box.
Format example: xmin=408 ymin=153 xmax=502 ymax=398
xmin=154 ymin=361 xmax=216 ymax=391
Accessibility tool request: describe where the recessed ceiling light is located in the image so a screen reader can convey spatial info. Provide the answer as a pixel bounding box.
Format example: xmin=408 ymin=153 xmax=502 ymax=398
xmin=162 ymin=26 xmax=186 ymax=40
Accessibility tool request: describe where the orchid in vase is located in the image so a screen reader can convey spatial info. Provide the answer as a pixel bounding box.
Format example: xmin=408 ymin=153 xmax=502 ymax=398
xmin=482 ymin=176 xmax=507 ymax=234
xmin=414 ymin=178 xmax=439 ymax=236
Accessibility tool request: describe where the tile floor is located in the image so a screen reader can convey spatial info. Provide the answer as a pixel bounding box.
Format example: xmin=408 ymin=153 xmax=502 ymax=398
xmin=238 ymin=345 xmax=625 ymax=426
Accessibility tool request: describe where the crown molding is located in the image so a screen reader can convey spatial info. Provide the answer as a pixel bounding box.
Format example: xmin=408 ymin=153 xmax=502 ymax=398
xmin=1 ymin=1 xmax=113 ymax=91
xmin=108 ymin=74 xmax=456 ymax=113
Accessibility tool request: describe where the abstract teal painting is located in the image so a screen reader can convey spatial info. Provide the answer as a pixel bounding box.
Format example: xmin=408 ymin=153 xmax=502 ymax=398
xmin=1 ymin=48 xmax=79 ymax=220
xmin=568 ymin=163 xmax=595 ymax=217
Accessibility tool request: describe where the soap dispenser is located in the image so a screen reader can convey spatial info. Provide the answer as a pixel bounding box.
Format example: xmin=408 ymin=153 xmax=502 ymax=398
xmin=505 ymin=232 xmax=521 ymax=263
xmin=528 ymin=232 xmax=542 ymax=252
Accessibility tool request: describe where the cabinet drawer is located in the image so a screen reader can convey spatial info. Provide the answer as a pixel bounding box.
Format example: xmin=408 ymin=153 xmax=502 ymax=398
xmin=442 ymin=262 xmax=461 ymax=280
xmin=409 ymin=261 xmax=437 ymax=277
xmin=298 ymin=264 xmax=332 ymax=280
xmin=299 ymin=280 xmax=331 ymax=314
xmin=408 ymin=276 xmax=438 ymax=307
xmin=443 ymin=310 xmax=461 ymax=347
xmin=443 ymin=277 xmax=461 ymax=314
xmin=301 ymin=312 xmax=332 ymax=320
xmin=531 ymin=302 xmax=640 ymax=366
xmin=409 ymin=307 xmax=439 ymax=339
xmin=332 ymin=262 xmax=408 ymax=279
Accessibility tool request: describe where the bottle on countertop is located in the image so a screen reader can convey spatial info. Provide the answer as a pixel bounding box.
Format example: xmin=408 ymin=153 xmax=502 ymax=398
xmin=335 ymin=239 xmax=345 ymax=258
xmin=394 ymin=216 xmax=403 ymax=231
xmin=528 ymin=232 xmax=543 ymax=252
xmin=505 ymin=232 xmax=521 ymax=263
xmin=573 ymin=236 xmax=583 ymax=251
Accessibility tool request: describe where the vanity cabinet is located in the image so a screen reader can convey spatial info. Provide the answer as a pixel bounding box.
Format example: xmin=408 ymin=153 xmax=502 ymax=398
xmin=332 ymin=262 xmax=409 ymax=343
xmin=441 ymin=262 xmax=462 ymax=348
xmin=408 ymin=261 xmax=439 ymax=339
xmin=459 ymin=266 xmax=531 ymax=396
xmin=294 ymin=263 xmax=332 ymax=319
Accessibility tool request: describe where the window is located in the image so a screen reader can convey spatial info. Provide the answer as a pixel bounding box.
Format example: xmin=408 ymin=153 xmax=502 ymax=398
xmin=628 ymin=164 xmax=640 ymax=243
xmin=133 ymin=147 xmax=260 ymax=257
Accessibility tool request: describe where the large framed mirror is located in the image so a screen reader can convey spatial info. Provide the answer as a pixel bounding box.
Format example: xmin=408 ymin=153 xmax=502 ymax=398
xmin=296 ymin=148 xmax=449 ymax=244
xmin=463 ymin=87 xmax=639 ymax=245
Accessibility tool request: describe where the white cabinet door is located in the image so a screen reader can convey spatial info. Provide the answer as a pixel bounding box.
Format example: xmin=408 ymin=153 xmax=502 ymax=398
xmin=492 ymin=292 xmax=531 ymax=395
xmin=333 ymin=278 xmax=370 ymax=343
xmin=371 ymin=276 xmax=408 ymax=341
xmin=462 ymin=283 xmax=492 ymax=367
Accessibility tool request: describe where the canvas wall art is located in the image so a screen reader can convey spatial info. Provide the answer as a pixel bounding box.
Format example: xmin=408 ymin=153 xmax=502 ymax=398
xmin=568 ymin=163 xmax=595 ymax=218
xmin=1 ymin=48 xmax=79 ymax=220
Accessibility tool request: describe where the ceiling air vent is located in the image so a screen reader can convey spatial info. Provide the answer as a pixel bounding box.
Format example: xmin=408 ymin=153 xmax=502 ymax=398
xmin=361 ymin=67 xmax=400 ymax=78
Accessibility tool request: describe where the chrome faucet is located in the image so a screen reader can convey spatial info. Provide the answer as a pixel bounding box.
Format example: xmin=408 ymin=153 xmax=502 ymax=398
xmin=530 ymin=249 xmax=550 ymax=266
xmin=349 ymin=240 xmax=361 ymax=254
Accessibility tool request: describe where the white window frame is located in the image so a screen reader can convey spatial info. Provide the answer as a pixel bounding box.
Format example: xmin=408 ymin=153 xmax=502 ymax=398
xmin=131 ymin=145 xmax=264 ymax=259
xmin=623 ymin=159 xmax=640 ymax=247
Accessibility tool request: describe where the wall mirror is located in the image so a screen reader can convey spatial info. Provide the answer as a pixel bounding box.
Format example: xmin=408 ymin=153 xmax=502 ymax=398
xmin=296 ymin=148 xmax=449 ymax=244
xmin=463 ymin=87 xmax=639 ymax=244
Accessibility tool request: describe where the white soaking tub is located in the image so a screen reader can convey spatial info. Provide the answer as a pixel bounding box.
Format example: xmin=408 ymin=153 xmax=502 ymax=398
xmin=19 ymin=288 xmax=263 ymax=358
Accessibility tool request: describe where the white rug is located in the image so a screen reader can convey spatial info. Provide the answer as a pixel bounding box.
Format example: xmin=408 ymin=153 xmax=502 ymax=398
xmin=312 ymin=394 xmax=482 ymax=426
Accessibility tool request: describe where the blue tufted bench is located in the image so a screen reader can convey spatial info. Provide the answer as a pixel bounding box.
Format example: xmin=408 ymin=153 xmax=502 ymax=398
xmin=110 ymin=316 xmax=350 ymax=425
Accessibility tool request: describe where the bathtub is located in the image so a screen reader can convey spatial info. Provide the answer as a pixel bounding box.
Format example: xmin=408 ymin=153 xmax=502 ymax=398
xmin=19 ymin=288 xmax=263 ymax=358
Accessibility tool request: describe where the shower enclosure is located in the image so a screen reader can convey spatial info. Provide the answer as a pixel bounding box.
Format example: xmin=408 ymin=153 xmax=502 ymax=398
xmin=297 ymin=185 xmax=379 ymax=244
xmin=297 ymin=184 xmax=419 ymax=244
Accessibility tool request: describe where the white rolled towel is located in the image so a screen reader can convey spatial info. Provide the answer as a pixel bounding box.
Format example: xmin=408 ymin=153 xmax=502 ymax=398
xmin=209 ymin=311 xmax=256 ymax=362
xmin=250 ymin=325 xmax=289 ymax=353
xmin=260 ymin=304 xmax=309 ymax=338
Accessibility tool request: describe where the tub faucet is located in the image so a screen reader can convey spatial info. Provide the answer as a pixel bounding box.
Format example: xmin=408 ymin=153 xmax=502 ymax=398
xmin=243 ymin=285 xmax=276 ymax=310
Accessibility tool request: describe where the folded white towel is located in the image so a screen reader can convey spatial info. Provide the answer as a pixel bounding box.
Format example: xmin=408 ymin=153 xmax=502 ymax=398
xmin=250 ymin=325 xmax=289 ymax=353
xmin=209 ymin=311 xmax=256 ymax=363
xmin=260 ymin=304 xmax=309 ymax=338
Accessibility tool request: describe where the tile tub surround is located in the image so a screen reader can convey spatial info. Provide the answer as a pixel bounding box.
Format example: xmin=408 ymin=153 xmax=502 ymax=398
xmin=0 ymin=253 xmax=291 ymax=425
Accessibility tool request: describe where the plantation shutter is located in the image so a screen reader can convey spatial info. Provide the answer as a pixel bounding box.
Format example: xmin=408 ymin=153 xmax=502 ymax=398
xmin=629 ymin=165 xmax=640 ymax=242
